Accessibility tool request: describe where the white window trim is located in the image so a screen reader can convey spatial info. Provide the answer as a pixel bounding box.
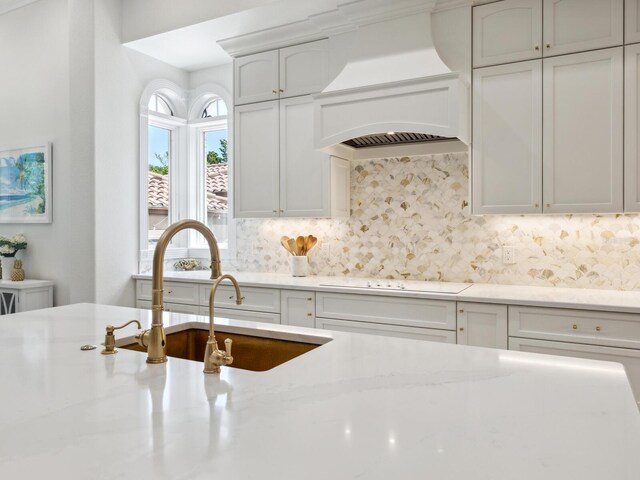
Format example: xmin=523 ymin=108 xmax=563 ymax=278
xmin=188 ymin=115 xmax=236 ymax=260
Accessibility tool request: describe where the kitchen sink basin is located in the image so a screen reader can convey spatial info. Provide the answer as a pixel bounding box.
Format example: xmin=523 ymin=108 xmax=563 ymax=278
xmin=119 ymin=323 xmax=330 ymax=372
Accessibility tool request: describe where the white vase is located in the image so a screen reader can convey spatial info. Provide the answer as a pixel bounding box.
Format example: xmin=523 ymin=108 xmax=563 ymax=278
xmin=290 ymin=256 xmax=308 ymax=277
xmin=1 ymin=257 xmax=15 ymax=280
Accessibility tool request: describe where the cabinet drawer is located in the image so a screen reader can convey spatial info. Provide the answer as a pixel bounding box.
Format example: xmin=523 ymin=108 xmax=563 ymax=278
xmin=137 ymin=299 xmax=201 ymax=315
xmin=137 ymin=280 xmax=199 ymax=305
xmin=202 ymin=307 xmax=281 ymax=325
xmin=509 ymin=337 xmax=640 ymax=404
xmin=509 ymin=305 xmax=640 ymax=349
xmin=315 ymin=293 xmax=456 ymax=330
xmin=200 ymin=284 xmax=280 ymax=313
xmin=317 ymin=317 xmax=456 ymax=344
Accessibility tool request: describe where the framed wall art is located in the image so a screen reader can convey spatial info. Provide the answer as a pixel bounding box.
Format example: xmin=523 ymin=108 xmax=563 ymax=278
xmin=0 ymin=143 xmax=52 ymax=223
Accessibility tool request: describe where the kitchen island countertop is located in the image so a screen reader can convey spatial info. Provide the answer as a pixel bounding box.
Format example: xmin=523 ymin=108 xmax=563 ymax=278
xmin=1 ymin=303 xmax=639 ymax=479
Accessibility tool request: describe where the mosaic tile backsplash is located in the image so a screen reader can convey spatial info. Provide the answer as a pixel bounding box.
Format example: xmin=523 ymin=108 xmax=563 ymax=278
xmin=225 ymin=152 xmax=640 ymax=291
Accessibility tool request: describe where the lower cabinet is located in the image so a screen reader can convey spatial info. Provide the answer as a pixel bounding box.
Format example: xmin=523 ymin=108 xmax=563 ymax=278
xmin=281 ymin=290 xmax=315 ymax=328
xmin=509 ymin=305 xmax=640 ymax=404
xmin=456 ymin=302 xmax=508 ymax=349
xmin=509 ymin=337 xmax=640 ymax=405
xmin=137 ymin=299 xmax=201 ymax=315
xmin=0 ymin=280 xmax=54 ymax=315
xmin=316 ymin=317 xmax=456 ymax=343
xmin=207 ymin=307 xmax=280 ymax=324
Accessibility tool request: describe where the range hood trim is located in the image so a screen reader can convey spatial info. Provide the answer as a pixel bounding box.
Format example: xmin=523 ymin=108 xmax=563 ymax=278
xmin=314 ymin=73 xmax=469 ymax=158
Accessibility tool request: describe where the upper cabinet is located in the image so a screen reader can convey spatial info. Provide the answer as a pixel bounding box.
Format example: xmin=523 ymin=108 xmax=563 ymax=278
xmin=473 ymin=0 xmax=624 ymax=68
xmin=473 ymin=0 xmax=542 ymax=68
xmin=627 ymin=0 xmax=640 ymax=44
xmin=543 ymin=0 xmax=623 ymax=56
xmin=542 ymin=48 xmax=623 ymax=213
xmin=472 ymin=60 xmax=542 ymax=214
xmin=625 ymin=44 xmax=640 ymax=212
xmin=234 ymin=40 xmax=329 ymax=105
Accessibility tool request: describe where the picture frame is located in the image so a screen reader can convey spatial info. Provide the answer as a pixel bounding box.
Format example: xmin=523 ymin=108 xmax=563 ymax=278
xmin=0 ymin=142 xmax=52 ymax=224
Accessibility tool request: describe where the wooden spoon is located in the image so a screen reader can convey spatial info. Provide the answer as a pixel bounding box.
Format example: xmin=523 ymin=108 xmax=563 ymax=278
xmin=288 ymin=238 xmax=298 ymax=256
xmin=306 ymin=235 xmax=318 ymax=253
xmin=296 ymin=236 xmax=305 ymax=256
xmin=280 ymin=236 xmax=293 ymax=255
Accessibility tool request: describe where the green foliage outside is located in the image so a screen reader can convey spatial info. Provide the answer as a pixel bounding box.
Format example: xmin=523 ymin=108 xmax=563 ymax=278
xmin=206 ymin=139 xmax=228 ymax=165
xmin=149 ymin=151 xmax=169 ymax=175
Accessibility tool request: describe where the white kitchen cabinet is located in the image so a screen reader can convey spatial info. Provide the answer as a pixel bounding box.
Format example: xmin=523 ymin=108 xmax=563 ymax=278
xmin=316 ymin=317 xmax=457 ymax=344
xmin=235 ymin=96 xmax=350 ymax=218
xmin=472 ymin=60 xmax=542 ymax=214
xmin=472 ymin=0 xmax=542 ymax=68
xmin=0 ymin=280 xmax=53 ymax=315
xmin=136 ymin=299 xmax=201 ymax=315
xmin=279 ymin=40 xmax=329 ymax=99
xmin=201 ymin=283 xmax=281 ymax=313
xmin=281 ymin=290 xmax=315 ymax=328
xmin=234 ymin=50 xmax=279 ymax=105
xmin=542 ymin=47 xmax=623 ymax=213
xmin=207 ymin=307 xmax=281 ymax=324
xmin=626 ymin=0 xmax=640 ymax=45
xmin=137 ymin=279 xmax=199 ymax=305
xmin=234 ymin=101 xmax=280 ymax=217
xmin=316 ymin=292 xmax=456 ymax=330
xmin=509 ymin=337 xmax=640 ymax=404
xmin=625 ymin=44 xmax=640 ymax=211
xmin=457 ymin=302 xmax=508 ymax=349
xmin=234 ymin=40 xmax=329 ymax=105
xmin=542 ymin=0 xmax=623 ymax=57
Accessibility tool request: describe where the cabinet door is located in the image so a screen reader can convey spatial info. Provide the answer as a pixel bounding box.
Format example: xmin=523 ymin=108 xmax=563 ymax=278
xmin=234 ymin=101 xmax=280 ymax=217
xmin=543 ymin=0 xmax=623 ymax=56
xmin=509 ymin=337 xmax=640 ymax=405
xmin=625 ymin=44 xmax=640 ymax=212
xmin=457 ymin=302 xmax=508 ymax=349
xmin=163 ymin=302 xmax=201 ymax=315
xmin=626 ymin=0 xmax=640 ymax=45
xmin=234 ymin=51 xmax=279 ymax=105
xmin=316 ymin=317 xmax=457 ymax=344
xmin=281 ymin=290 xmax=315 ymax=328
xmin=279 ymin=40 xmax=329 ymax=98
xmin=208 ymin=307 xmax=281 ymax=325
xmin=473 ymin=0 xmax=542 ymax=68
xmin=542 ymin=48 xmax=623 ymax=213
xmin=0 ymin=290 xmax=17 ymax=315
xmin=279 ymin=96 xmax=331 ymax=217
xmin=472 ymin=61 xmax=542 ymax=214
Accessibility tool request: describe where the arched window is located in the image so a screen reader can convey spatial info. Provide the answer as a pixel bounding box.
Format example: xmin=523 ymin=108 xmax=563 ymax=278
xmin=148 ymin=93 xmax=174 ymax=116
xmin=201 ymin=98 xmax=228 ymax=118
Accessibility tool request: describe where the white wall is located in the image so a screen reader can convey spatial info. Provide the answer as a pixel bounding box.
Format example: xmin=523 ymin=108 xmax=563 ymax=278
xmin=121 ymin=0 xmax=281 ymax=43
xmin=94 ymin=0 xmax=190 ymax=306
xmin=0 ymin=0 xmax=95 ymax=305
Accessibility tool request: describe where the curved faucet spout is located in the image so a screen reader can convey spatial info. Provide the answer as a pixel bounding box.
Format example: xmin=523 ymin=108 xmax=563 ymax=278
xmin=148 ymin=219 xmax=222 ymax=364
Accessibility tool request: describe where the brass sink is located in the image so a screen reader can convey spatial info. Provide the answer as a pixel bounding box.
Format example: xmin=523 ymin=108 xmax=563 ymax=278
xmin=120 ymin=324 xmax=329 ymax=372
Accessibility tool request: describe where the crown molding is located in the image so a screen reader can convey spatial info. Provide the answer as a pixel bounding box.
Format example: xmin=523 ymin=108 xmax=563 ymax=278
xmin=218 ymin=0 xmax=438 ymax=58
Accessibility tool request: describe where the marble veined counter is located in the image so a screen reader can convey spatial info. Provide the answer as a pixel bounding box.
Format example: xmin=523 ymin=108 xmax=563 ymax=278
xmin=134 ymin=271 xmax=640 ymax=313
xmin=1 ymin=303 xmax=639 ymax=479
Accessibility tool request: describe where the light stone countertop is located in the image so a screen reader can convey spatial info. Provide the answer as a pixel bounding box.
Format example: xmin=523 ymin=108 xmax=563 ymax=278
xmin=1 ymin=303 xmax=639 ymax=479
xmin=133 ymin=271 xmax=640 ymax=313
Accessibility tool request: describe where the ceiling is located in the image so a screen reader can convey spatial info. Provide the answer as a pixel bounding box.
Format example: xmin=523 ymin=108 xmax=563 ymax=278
xmin=123 ymin=0 xmax=343 ymax=71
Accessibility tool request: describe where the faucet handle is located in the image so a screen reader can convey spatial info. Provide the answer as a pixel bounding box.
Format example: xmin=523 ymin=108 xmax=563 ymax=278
xmin=224 ymin=338 xmax=232 ymax=356
xmin=101 ymin=320 xmax=142 ymax=355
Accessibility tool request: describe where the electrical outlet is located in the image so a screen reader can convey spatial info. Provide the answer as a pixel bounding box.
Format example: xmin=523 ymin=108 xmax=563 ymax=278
xmin=502 ymin=246 xmax=515 ymax=265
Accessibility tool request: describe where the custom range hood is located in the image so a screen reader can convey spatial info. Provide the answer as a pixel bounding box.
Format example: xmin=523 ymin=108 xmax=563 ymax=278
xmin=314 ymin=10 xmax=469 ymax=160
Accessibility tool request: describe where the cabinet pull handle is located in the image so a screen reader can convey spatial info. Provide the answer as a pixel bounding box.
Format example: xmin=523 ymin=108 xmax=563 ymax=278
xmin=272 ymin=209 xmax=278 ymax=213
xmin=307 ymin=298 xmax=313 ymax=301
xmin=546 ymin=43 xmax=550 ymax=49
xmin=534 ymin=45 xmax=539 ymax=51
xmin=572 ymin=324 xmax=577 ymax=330
xmin=167 ymin=290 xmax=173 ymax=295
xmin=279 ymin=209 xmax=284 ymax=213
xmin=459 ymin=327 xmax=464 ymax=332
xmin=459 ymin=309 xmax=464 ymax=313
xmin=272 ymin=90 xmax=277 ymax=94
xmin=229 ymin=295 xmax=246 ymax=300
xmin=534 ymin=203 xmax=539 ymax=208
xmin=596 ymin=326 xmax=601 ymax=332
xmin=545 ymin=203 xmax=550 ymax=208
xmin=307 ymin=313 xmax=313 ymax=317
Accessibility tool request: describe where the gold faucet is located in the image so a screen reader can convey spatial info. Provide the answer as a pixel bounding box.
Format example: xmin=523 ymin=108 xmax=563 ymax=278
xmin=144 ymin=219 xmax=222 ymax=364
xmin=203 ymin=274 xmax=244 ymax=374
